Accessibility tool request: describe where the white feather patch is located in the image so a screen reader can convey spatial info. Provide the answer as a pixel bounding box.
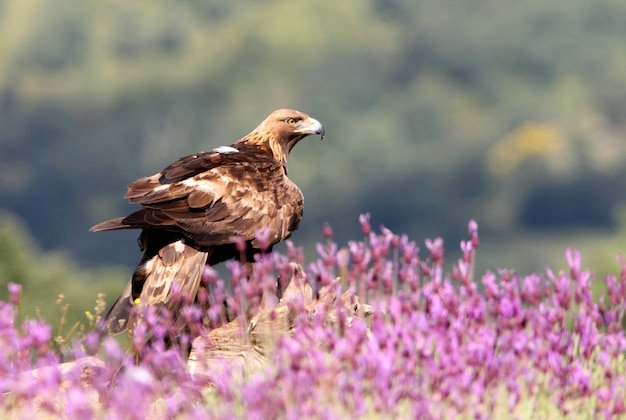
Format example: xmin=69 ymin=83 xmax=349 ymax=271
xmin=212 ymin=146 xmax=239 ymax=154
xmin=152 ymin=184 xmax=169 ymax=193
xmin=173 ymin=240 xmax=186 ymax=253
xmin=182 ymin=178 xmax=202 ymax=187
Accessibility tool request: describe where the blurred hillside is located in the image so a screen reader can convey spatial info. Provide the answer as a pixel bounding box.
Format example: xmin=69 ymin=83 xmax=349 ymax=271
xmin=2 ymin=0 xmax=626 ymax=317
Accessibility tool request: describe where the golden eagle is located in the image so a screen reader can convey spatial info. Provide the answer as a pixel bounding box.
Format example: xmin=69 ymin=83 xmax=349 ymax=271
xmin=91 ymin=109 xmax=324 ymax=335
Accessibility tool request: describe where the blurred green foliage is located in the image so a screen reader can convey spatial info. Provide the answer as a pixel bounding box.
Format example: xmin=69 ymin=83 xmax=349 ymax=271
xmin=1 ymin=0 xmax=626 ymax=315
xmin=0 ymin=211 xmax=127 ymax=329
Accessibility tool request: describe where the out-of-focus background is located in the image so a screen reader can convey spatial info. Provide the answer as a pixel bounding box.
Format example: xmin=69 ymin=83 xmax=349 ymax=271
xmin=2 ymin=0 xmax=626 ymax=324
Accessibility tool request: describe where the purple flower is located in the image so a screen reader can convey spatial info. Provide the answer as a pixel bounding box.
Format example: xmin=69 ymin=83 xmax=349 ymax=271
xmin=565 ymin=248 xmax=581 ymax=279
xmin=316 ymin=241 xmax=338 ymax=267
xmin=82 ymin=331 xmax=101 ymax=355
xmin=359 ymin=213 xmax=371 ymax=236
xmin=468 ymin=219 xmax=480 ymax=249
xmin=323 ymin=223 xmax=333 ymax=239
xmin=551 ymin=272 xmax=571 ymax=310
xmin=521 ymin=274 xmax=542 ymax=305
xmin=569 ymin=361 xmax=591 ymax=396
xmin=425 ymin=237 xmax=444 ymax=266
xmin=460 ymin=240 xmax=473 ymax=263
xmin=201 ymin=265 xmax=220 ymax=286
xmin=2 ymin=216 xmax=626 ymax=418
xmin=7 ymin=282 xmax=21 ymax=305
xmin=102 ymin=336 xmax=125 ymax=361
xmin=499 ymin=296 xmax=515 ymax=319
xmin=482 ymin=271 xmax=499 ymax=299
xmin=22 ymin=320 xmax=51 ymax=349
xmin=65 ymin=387 xmax=94 ymax=418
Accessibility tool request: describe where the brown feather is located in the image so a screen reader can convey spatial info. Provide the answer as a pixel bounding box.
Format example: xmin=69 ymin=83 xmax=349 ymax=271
xmin=106 ymin=240 xmax=208 ymax=334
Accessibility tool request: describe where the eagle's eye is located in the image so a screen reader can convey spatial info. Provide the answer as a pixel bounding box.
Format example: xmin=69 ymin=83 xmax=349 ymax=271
xmin=285 ymin=117 xmax=299 ymax=126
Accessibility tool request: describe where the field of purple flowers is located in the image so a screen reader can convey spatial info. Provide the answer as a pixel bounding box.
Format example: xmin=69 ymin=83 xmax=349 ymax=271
xmin=1 ymin=216 xmax=625 ymax=419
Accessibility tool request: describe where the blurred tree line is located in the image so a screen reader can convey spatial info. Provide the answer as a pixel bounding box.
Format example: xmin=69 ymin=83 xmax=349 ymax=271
xmin=2 ymin=0 xmax=626 ymax=322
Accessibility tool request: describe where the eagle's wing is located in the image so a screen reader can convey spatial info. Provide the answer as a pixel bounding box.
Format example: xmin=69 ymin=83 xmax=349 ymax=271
xmin=92 ymin=148 xmax=303 ymax=247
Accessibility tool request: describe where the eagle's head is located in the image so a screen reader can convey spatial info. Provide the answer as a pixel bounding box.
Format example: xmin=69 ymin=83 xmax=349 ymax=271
xmin=258 ymin=108 xmax=325 ymax=142
xmin=239 ymin=109 xmax=325 ymax=166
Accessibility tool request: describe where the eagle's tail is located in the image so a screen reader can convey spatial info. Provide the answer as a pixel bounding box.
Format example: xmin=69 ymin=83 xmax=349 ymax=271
xmin=90 ymin=217 xmax=129 ymax=233
xmin=105 ymin=237 xmax=209 ymax=338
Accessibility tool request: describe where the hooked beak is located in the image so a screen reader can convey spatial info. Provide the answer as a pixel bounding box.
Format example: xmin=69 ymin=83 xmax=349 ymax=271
xmin=296 ymin=117 xmax=325 ymax=140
